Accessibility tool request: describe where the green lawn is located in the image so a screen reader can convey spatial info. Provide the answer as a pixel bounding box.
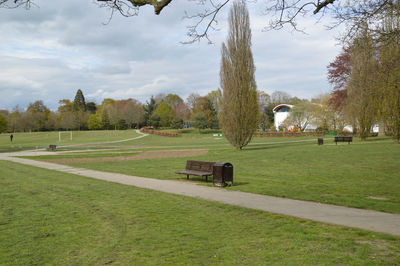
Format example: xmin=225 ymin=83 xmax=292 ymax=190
xmin=1 ymin=161 xmax=399 ymax=265
xmin=27 ymin=151 xmax=141 ymax=160
xmin=0 ymin=130 xmax=140 ymax=152
xmin=44 ymin=133 xmax=400 ymax=213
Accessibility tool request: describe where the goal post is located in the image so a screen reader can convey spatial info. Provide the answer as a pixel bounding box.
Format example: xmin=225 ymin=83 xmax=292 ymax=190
xmin=59 ymin=131 xmax=72 ymax=141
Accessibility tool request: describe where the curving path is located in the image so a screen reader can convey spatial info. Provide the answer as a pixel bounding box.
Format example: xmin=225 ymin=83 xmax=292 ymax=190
xmin=1 ymin=153 xmax=399 ymax=237
xmin=58 ymin=129 xmax=149 ymax=148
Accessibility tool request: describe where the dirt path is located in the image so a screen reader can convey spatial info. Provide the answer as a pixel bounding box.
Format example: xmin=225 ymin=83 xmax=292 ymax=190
xmin=41 ymin=149 xmax=208 ymax=163
xmin=1 ymin=154 xmax=399 ymax=237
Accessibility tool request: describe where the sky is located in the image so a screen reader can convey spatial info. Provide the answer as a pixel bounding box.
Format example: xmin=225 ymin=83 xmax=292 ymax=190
xmin=0 ymin=0 xmax=344 ymax=111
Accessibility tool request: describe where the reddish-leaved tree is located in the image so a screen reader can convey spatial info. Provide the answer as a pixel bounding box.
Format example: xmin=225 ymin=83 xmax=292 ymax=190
xmin=327 ymin=49 xmax=351 ymax=90
xmin=327 ymin=49 xmax=351 ymax=113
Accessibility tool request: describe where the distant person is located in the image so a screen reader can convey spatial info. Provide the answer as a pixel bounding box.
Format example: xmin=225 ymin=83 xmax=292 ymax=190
xmin=10 ymin=134 xmax=13 ymax=142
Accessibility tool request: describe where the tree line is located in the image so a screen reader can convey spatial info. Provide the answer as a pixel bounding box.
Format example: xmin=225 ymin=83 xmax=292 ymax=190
xmin=327 ymin=1 xmax=400 ymax=143
xmin=0 ymin=87 xmax=330 ymax=134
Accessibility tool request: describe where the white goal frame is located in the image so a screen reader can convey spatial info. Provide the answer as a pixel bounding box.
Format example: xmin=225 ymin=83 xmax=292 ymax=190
xmin=59 ymin=131 xmax=72 ymax=141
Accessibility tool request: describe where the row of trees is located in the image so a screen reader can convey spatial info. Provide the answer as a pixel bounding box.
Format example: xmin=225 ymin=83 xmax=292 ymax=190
xmin=216 ymin=0 xmax=400 ymax=148
xmin=327 ymin=1 xmax=400 ymax=142
xmin=0 ymin=89 xmax=145 ymax=132
xmin=0 ymin=85 xmax=324 ymax=134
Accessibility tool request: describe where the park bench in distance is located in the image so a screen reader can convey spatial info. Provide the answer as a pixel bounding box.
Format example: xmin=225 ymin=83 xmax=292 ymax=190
xmin=176 ymin=160 xmax=215 ymax=182
xmin=47 ymin=144 xmax=57 ymax=151
xmin=334 ymin=136 xmax=352 ymax=144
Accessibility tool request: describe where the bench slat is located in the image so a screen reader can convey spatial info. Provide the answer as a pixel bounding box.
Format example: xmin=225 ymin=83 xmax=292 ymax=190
xmin=177 ymin=160 xmax=215 ymax=181
xmin=176 ymin=170 xmax=212 ymax=176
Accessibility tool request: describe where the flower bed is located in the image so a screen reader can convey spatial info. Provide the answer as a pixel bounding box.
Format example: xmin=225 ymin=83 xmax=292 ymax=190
xmin=140 ymin=127 xmax=181 ymax=137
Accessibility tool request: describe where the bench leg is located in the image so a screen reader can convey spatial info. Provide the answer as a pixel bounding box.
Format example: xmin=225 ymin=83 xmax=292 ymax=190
xmin=187 ymin=174 xmax=189 ymax=180
xmin=205 ymin=175 xmax=208 ymax=182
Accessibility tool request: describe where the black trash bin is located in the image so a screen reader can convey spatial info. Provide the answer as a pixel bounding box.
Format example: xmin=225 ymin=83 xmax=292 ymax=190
xmin=213 ymin=162 xmax=233 ymax=186
xmin=318 ymin=138 xmax=324 ymax=145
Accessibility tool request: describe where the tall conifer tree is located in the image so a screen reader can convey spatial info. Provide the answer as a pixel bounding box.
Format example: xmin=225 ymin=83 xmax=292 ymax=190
xmin=219 ymin=0 xmax=258 ymax=149
xmin=73 ymin=89 xmax=86 ymax=111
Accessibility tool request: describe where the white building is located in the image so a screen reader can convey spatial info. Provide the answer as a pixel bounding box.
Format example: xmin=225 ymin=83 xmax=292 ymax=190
xmin=273 ymin=103 xmax=381 ymax=133
xmin=273 ymin=103 xmax=318 ymax=131
xmin=273 ymin=104 xmax=293 ymax=129
xmin=343 ymin=124 xmax=380 ymax=133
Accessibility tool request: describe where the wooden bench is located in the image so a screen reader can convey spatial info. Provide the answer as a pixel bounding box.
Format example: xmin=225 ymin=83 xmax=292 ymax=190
xmin=48 ymin=144 xmax=57 ymax=151
xmin=334 ymin=136 xmax=352 ymax=144
xmin=176 ymin=160 xmax=215 ymax=182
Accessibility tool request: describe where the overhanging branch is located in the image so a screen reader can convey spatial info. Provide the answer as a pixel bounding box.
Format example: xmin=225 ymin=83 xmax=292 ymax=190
xmin=97 ymin=0 xmax=172 ymax=15
xmin=313 ymin=0 xmax=336 ymax=14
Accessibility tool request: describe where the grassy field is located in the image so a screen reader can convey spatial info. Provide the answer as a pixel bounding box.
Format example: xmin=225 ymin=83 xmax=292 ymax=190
xmin=1 ymin=161 xmax=399 ymax=265
xmin=25 ymin=151 xmax=141 ymax=159
xmin=27 ymin=131 xmax=400 ymax=213
xmin=0 ymin=130 xmax=140 ymax=152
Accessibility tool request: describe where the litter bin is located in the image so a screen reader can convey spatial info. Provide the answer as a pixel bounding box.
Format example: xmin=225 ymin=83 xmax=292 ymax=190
xmin=213 ymin=162 xmax=233 ymax=186
xmin=318 ymin=138 xmax=324 ymax=145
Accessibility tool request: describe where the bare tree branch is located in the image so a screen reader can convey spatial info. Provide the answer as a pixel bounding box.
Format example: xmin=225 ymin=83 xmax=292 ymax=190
xmin=313 ymin=0 xmax=336 ymax=14
xmin=182 ymin=0 xmax=231 ymax=44
xmin=327 ymin=0 xmax=396 ymax=42
xmin=1 ymin=0 xmax=397 ymax=43
xmin=263 ymin=0 xmax=317 ymax=32
xmin=0 ymin=0 xmax=34 ymax=9
xmin=96 ymin=0 xmax=172 ymax=15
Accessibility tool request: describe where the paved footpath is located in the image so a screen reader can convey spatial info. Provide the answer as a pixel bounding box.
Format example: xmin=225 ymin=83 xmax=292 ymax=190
xmin=2 ymin=154 xmax=400 ymax=237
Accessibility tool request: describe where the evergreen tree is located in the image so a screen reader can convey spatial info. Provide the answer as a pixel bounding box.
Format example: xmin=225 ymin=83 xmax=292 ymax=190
xmin=86 ymin=102 xmax=97 ymax=114
xmin=144 ymin=96 xmax=157 ymax=126
xmin=149 ymin=113 xmax=161 ymax=128
xmin=219 ymin=0 xmax=259 ymax=149
xmin=72 ymin=89 xmax=88 ymax=130
xmin=73 ymin=89 xmax=86 ymax=111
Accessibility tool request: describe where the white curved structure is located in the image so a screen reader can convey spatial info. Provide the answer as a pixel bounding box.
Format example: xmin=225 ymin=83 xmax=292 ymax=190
xmin=273 ymin=104 xmax=293 ymax=129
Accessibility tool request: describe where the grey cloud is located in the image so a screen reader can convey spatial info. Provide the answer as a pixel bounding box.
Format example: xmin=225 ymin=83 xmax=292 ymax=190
xmin=0 ymin=0 xmax=343 ymax=111
xmin=0 ymin=55 xmax=98 ymax=109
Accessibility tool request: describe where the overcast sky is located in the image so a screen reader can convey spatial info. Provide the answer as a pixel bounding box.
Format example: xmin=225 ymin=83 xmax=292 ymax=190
xmin=0 ymin=0 xmax=343 ymax=111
